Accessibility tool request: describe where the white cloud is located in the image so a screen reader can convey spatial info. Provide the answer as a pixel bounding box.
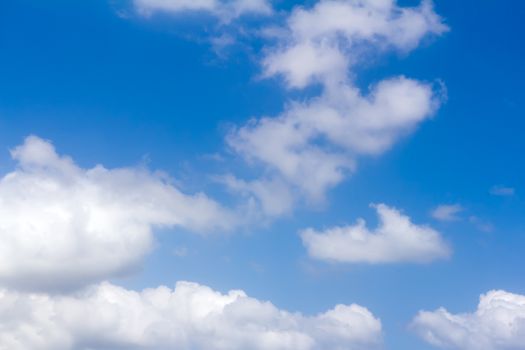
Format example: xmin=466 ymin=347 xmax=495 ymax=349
xmin=412 ymin=290 xmax=525 ymax=350
xmin=263 ymin=0 xmax=448 ymax=88
xmin=0 ymin=281 xmax=382 ymax=350
xmin=490 ymin=185 xmax=516 ymax=197
xmin=264 ymin=39 xmax=348 ymax=89
xmin=134 ymin=0 xmax=272 ymax=21
xmin=300 ymin=204 xmax=451 ymax=264
xmin=431 ymin=204 xmax=464 ymax=222
xmin=228 ymin=77 xmax=439 ymax=203
xmin=0 ymin=136 xmax=234 ymax=291
xmin=226 ymin=1 xmax=447 ymax=210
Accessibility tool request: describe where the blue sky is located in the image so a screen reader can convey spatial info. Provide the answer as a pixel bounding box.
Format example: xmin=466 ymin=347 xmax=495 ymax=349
xmin=0 ymin=1 xmax=524 ymax=349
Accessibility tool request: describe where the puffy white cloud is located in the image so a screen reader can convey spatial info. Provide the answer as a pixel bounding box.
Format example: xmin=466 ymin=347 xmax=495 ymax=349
xmin=0 ymin=136 xmax=234 ymax=291
xmin=412 ymin=290 xmax=525 ymax=350
xmin=134 ymin=0 xmax=272 ymax=21
xmin=228 ymin=77 xmax=439 ymax=203
xmin=431 ymin=204 xmax=464 ymax=222
xmin=0 ymin=281 xmax=382 ymax=350
xmin=263 ymin=0 xmax=448 ymax=88
xmin=300 ymin=204 xmax=451 ymax=263
xmin=264 ymin=39 xmax=348 ymax=89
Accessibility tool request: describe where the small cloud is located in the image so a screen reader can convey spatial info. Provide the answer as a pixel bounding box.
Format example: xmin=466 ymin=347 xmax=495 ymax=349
xmin=172 ymin=246 xmax=188 ymax=258
xmin=210 ymin=34 xmax=236 ymax=58
xmin=469 ymin=216 xmax=494 ymax=233
xmin=115 ymin=9 xmax=132 ymax=19
xmin=490 ymin=185 xmax=515 ymax=197
xmin=201 ymin=152 xmax=226 ymax=162
xmin=300 ymin=204 xmax=451 ymax=264
xmin=431 ymin=204 xmax=464 ymax=222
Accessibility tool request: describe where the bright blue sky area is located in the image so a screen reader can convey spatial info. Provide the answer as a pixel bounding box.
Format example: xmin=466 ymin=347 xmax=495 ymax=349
xmin=1 ymin=1 xmax=524 ymax=349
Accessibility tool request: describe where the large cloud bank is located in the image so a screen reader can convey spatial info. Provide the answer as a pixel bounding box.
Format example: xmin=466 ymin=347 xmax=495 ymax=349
xmin=0 ymin=136 xmax=234 ymax=291
xmin=0 ymin=281 xmax=381 ymax=350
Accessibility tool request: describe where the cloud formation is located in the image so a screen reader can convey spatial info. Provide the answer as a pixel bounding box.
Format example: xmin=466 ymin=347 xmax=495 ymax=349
xmin=117 ymin=1 xmax=449 ymax=218
xmin=0 ymin=281 xmax=381 ymax=350
xmin=300 ymin=204 xmax=451 ymax=264
xmin=226 ymin=0 xmax=447 ymax=213
xmin=134 ymin=0 xmax=272 ymax=22
xmin=412 ymin=290 xmax=525 ymax=350
xmin=431 ymin=204 xmax=464 ymax=222
xmin=0 ymin=136 xmax=234 ymax=291
xmin=229 ymin=77 xmax=439 ymax=203
xmin=263 ymin=0 xmax=447 ymax=88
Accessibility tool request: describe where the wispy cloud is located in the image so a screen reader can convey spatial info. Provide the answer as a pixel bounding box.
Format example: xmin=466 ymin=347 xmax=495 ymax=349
xmin=469 ymin=216 xmax=494 ymax=233
xmin=172 ymin=245 xmax=189 ymax=257
xmin=490 ymin=185 xmax=516 ymax=197
xmin=133 ymin=0 xmax=273 ymax=23
xmin=431 ymin=204 xmax=464 ymax=222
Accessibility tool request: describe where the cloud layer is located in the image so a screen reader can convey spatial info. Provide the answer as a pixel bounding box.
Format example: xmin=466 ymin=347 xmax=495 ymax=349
xmin=0 ymin=136 xmax=234 ymax=291
xmin=412 ymin=290 xmax=525 ymax=350
xmin=0 ymin=281 xmax=381 ymax=350
xmin=300 ymin=204 xmax=451 ymax=264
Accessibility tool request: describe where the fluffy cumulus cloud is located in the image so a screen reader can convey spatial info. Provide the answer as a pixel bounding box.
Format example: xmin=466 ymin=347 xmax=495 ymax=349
xmin=0 ymin=281 xmax=381 ymax=350
xmin=134 ymin=0 xmax=272 ymax=21
xmin=412 ymin=290 xmax=525 ymax=350
xmin=300 ymin=204 xmax=451 ymax=263
xmin=228 ymin=77 xmax=438 ymax=202
xmin=263 ymin=0 xmax=448 ymax=88
xmin=226 ymin=1 xmax=447 ymax=213
xmin=0 ymin=136 xmax=234 ymax=291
